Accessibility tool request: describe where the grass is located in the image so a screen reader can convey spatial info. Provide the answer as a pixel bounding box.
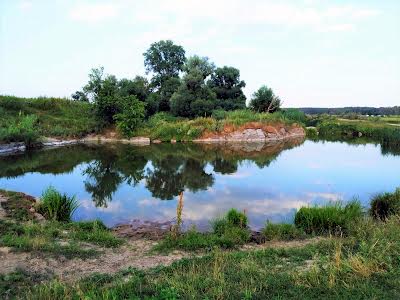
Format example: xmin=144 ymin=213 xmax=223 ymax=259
xmin=263 ymin=222 xmax=306 ymax=241
xmin=0 ymin=95 xmax=98 ymax=142
xmin=134 ymin=109 xmax=305 ymax=141
xmin=19 ymin=216 xmax=400 ymax=299
xmin=370 ymin=188 xmax=400 ymax=220
xmin=36 ymin=186 xmax=79 ymax=222
xmin=316 ymin=118 xmax=400 ymax=146
xmin=0 ymin=189 xmax=37 ymax=221
xmin=0 ymin=219 xmax=122 ymax=259
xmin=156 ymin=209 xmax=251 ymax=252
xmin=294 ymin=200 xmax=363 ymax=235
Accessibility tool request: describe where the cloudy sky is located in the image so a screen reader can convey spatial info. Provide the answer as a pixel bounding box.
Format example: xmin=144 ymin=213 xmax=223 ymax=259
xmin=1 ymin=0 xmax=399 ymax=107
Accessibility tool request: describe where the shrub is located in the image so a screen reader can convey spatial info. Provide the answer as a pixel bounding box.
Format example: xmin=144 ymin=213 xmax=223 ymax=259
xmin=0 ymin=115 xmax=40 ymax=147
xmin=370 ymin=188 xmax=400 ymax=220
xmin=282 ymin=108 xmax=306 ymax=124
xmin=211 ymin=109 xmax=227 ymax=120
xmin=114 ymin=96 xmax=145 ymax=137
xmin=212 ymin=208 xmax=248 ymax=235
xmin=262 ymin=222 xmax=305 ymax=241
xmin=37 ymin=187 xmax=79 ymax=222
xmin=294 ymin=200 xmax=363 ymax=235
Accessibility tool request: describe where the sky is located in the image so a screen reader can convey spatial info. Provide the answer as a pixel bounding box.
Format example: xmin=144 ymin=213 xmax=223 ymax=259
xmin=0 ymin=0 xmax=399 ymax=107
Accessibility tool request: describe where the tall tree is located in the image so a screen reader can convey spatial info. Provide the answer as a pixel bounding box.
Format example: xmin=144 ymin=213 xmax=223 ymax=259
xmin=170 ymin=56 xmax=216 ymax=117
xmin=208 ymin=66 xmax=246 ymax=110
xmin=143 ymin=40 xmax=186 ymax=112
xmin=118 ymin=76 xmax=150 ymax=101
xmin=249 ymin=85 xmax=281 ymax=113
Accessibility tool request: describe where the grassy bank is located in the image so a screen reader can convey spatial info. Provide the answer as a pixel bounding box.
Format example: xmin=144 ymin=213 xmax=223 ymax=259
xmin=0 ymin=96 xmax=98 ymax=143
xmin=310 ymin=117 xmax=400 ymax=146
xmin=1 ymin=187 xmax=400 ymax=299
xmin=134 ymin=109 xmax=305 ymax=142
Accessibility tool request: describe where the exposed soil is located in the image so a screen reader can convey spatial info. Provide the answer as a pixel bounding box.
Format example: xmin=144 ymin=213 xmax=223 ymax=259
xmin=0 ymin=192 xmax=322 ymax=283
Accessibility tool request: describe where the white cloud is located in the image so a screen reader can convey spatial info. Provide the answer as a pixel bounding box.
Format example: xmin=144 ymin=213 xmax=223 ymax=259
xmin=69 ymin=3 xmax=119 ymax=23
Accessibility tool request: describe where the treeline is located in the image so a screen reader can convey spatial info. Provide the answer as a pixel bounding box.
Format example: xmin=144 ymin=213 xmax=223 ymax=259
xmin=299 ymin=107 xmax=400 ymax=116
xmin=72 ymin=40 xmax=282 ymax=135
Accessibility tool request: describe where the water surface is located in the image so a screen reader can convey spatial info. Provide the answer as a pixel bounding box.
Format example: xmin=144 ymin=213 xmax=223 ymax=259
xmin=1 ymin=139 xmax=399 ymax=230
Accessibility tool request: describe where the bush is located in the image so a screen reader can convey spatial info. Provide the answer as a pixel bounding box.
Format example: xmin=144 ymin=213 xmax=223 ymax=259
xmin=262 ymin=222 xmax=305 ymax=241
xmin=211 ymin=109 xmax=227 ymax=120
xmin=37 ymin=187 xmax=79 ymax=222
xmin=282 ymin=108 xmax=306 ymax=124
xmin=294 ymin=200 xmax=363 ymax=235
xmin=370 ymin=188 xmax=400 ymax=220
xmin=212 ymin=208 xmax=248 ymax=235
xmin=114 ymin=96 xmax=145 ymax=137
xmin=0 ymin=115 xmax=40 ymax=147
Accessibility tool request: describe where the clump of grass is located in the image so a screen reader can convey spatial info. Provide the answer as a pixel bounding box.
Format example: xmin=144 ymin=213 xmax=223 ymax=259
xmin=36 ymin=186 xmax=79 ymax=222
xmin=156 ymin=209 xmax=250 ymax=252
xmin=0 ymin=189 xmax=36 ymax=221
xmin=370 ymin=188 xmax=400 ymax=220
xmin=294 ymin=200 xmax=363 ymax=235
xmin=262 ymin=221 xmax=305 ymax=241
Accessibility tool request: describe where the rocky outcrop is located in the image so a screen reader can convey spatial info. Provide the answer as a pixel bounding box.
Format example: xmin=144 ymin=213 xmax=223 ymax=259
xmin=194 ymin=123 xmax=305 ymax=143
xmin=82 ymin=136 xmax=150 ymax=145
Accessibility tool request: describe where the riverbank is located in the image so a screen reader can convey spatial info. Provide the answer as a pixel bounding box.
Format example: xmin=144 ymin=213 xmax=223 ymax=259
xmin=1 ymin=188 xmax=399 ymax=299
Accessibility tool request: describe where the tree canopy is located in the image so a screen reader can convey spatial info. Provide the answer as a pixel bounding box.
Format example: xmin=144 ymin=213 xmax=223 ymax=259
xmin=249 ymin=85 xmax=281 ymax=113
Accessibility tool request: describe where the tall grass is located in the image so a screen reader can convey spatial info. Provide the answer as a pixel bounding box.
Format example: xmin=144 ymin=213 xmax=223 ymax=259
xmin=37 ymin=187 xmax=79 ymax=222
xmin=370 ymin=188 xmax=400 ymax=220
xmin=294 ymin=200 xmax=363 ymax=235
xmin=0 ymin=114 xmax=40 ymax=147
xmin=262 ymin=222 xmax=305 ymax=240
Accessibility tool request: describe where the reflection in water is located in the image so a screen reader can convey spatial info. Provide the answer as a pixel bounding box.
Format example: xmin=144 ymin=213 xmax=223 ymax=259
xmin=1 ymin=137 xmax=399 ymax=229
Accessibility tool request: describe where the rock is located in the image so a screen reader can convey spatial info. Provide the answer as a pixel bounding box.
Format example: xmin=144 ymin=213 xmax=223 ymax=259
xmin=171 ymin=139 xmax=177 ymax=143
xmin=0 ymin=142 xmax=26 ymax=155
xmin=129 ymin=137 xmax=150 ymax=145
xmin=152 ymin=139 xmax=162 ymax=144
xmin=34 ymin=213 xmax=46 ymax=222
xmin=0 ymin=247 xmax=11 ymax=254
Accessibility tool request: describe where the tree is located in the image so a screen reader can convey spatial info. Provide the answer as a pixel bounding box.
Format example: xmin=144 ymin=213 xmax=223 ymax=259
xmin=114 ymin=96 xmax=146 ymax=137
xmin=71 ymin=91 xmax=89 ymax=102
xmin=118 ymin=76 xmax=150 ymax=101
xmin=249 ymin=85 xmax=281 ymax=113
xmin=208 ymin=66 xmax=246 ymax=110
xmin=143 ymin=40 xmax=186 ymax=86
xmin=170 ymin=56 xmax=217 ymax=118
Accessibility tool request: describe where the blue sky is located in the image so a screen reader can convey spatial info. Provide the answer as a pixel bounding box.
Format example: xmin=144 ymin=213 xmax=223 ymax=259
xmin=1 ymin=0 xmax=399 ymax=107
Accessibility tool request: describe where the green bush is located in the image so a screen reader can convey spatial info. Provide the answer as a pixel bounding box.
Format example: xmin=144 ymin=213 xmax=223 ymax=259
xmin=282 ymin=108 xmax=306 ymax=124
xmin=37 ymin=187 xmax=79 ymax=222
xmin=294 ymin=200 xmax=363 ymax=235
xmin=370 ymin=188 xmax=400 ymax=220
xmin=212 ymin=208 xmax=248 ymax=235
xmin=114 ymin=96 xmax=145 ymax=137
xmin=262 ymin=222 xmax=305 ymax=241
xmin=0 ymin=115 xmax=40 ymax=147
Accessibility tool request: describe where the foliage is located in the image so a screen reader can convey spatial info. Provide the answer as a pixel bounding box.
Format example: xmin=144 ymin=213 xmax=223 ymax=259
xmin=249 ymin=85 xmax=281 ymax=113
xmin=118 ymin=76 xmax=150 ymax=101
xmin=0 ymin=95 xmax=98 ymax=138
xmin=114 ymin=96 xmax=146 ymax=137
xmin=0 ymin=114 xmax=39 ymax=147
xmin=37 ymin=186 xmax=79 ymax=222
xmin=370 ymin=188 xmax=400 ymax=220
xmin=71 ymin=90 xmax=88 ymax=102
xmin=170 ymin=56 xmax=217 ymax=117
xmin=143 ymin=40 xmax=186 ymax=84
xmin=263 ymin=222 xmax=305 ymax=241
xmin=281 ymin=108 xmax=306 ymax=124
xmin=208 ymin=66 xmax=246 ymax=110
xmin=294 ymin=200 xmax=363 ymax=235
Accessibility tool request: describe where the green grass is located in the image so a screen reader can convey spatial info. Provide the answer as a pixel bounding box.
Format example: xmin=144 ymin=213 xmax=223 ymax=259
xmin=0 ymin=189 xmax=37 ymax=221
xmin=370 ymin=188 xmax=400 ymax=220
xmin=156 ymin=209 xmax=251 ymax=252
xmin=263 ymin=222 xmax=306 ymax=241
xmin=316 ymin=118 xmax=400 ymax=145
xmin=0 ymin=95 xmax=98 ymax=142
xmin=134 ymin=109 xmax=305 ymax=141
xmin=20 ymin=216 xmax=400 ymax=299
xmin=0 ymin=219 xmax=122 ymax=259
xmin=294 ymin=201 xmax=363 ymax=235
xmin=36 ymin=186 xmax=79 ymax=222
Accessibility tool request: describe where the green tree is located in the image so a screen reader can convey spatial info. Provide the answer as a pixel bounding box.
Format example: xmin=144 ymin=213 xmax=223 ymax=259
xmin=208 ymin=66 xmax=246 ymax=110
xmin=170 ymin=56 xmax=216 ymax=117
xmin=83 ymin=67 xmax=120 ymax=124
xmin=143 ymin=40 xmax=186 ymax=113
xmin=118 ymin=76 xmax=150 ymax=101
xmin=71 ymin=91 xmax=89 ymax=102
xmin=114 ymin=96 xmax=145 ymax=137
xmin=249 ymin=85 xmax=281 ymax=113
